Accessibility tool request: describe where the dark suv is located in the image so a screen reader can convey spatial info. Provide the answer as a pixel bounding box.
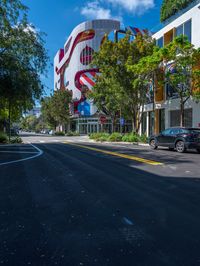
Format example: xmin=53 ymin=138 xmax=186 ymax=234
xmin=149 ymin=127 xmax=200 ymax=153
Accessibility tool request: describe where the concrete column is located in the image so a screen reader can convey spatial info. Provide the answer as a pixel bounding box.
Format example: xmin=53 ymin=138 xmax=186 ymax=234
xmin=146 ymin=112 xmax=149 ymax=137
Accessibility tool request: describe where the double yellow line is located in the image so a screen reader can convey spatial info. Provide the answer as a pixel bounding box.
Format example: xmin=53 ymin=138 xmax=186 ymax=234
xmin=63 ymin=142 xmax=163 ymax=166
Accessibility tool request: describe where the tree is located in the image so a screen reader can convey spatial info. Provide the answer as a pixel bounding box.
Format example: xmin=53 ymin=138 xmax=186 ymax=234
xmin=90 ymin=33 xmax=155 ymax=133
xmin=41 ymin=90 xmax=72 ymax=131
xmin=132 ymin=35 xmax=200 ymax=127
xmin=162 ymin=36 xmax=200 ymax=126
xmin=160 ymin=0 xmax=194 ymax=22
xmin=0 ymin=0 xmax=48 ymax=139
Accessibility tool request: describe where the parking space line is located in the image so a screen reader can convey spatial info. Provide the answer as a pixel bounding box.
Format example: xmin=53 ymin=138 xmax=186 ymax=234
xmin=0 ymin=143 xmax=43 ymax=166
xmin=0 ymin=151 xmax=38 ymax=154
xmin=63 ymin=142 xmax=163 ymax=166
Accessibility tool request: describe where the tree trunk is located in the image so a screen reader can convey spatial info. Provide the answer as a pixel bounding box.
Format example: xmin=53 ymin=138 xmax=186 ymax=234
xmin=131 ymin=118 xmax=136 ymax=133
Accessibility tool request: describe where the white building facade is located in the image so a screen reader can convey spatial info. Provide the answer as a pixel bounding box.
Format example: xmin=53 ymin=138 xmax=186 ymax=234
xmin=140 ymin=0 xmax=200 ymax=137
xmin=54 ymin=19 xmax=120 ymax=133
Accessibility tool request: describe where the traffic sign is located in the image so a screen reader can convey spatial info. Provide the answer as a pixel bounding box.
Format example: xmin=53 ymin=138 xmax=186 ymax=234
xmin=120 ymin=118 xmax=125 ymax=126
xmin=99 ymin=115 xmax=107 ymax=124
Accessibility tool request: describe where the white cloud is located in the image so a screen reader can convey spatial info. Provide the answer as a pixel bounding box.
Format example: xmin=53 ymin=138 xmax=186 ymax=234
xmin=81 ymin=1 xmax=112 ymax=19
xmin=107 ymin=0 xmax=155 ymax=13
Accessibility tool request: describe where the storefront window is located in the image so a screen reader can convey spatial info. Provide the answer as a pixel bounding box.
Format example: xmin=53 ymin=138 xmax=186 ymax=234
xmin=159 ymin=109 xmax=165 ymax=132
xmin=170 ymin=108 xmax=193 ymax=127
xmin=149 ymin=111 xmax=155 ymax=136
xmin=142 ymin=112 xmax=147 ymax=135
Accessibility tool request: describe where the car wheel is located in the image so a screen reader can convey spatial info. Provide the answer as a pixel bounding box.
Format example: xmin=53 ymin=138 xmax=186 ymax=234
xmin=150 ymin=139 xmax=158 ymax=150
xmin=196 ymin=148 xmax=200 ymax=153
xmin=176 ymin=141 xmax=186 ymax=153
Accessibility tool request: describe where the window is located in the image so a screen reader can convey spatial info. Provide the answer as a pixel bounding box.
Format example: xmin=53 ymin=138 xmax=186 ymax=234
xmin=157 ymin=37 xmax=163 ymax=48
xmin=175 ymin=19 xmax=192 ymax=43
xmin=159 ymin=109 xmax=165 ymax=132
xmin=170 ymin=109 xmax=193 ymax=127
xmin=176 ymin=24 xmax=183 ymax=37
xmin=142 ymin=112 xmax=147 ymax=135
xmin=184 ymin=19 xmax=192 ymax=43
xmin=161 ymin=129 xmax=171 ymax=135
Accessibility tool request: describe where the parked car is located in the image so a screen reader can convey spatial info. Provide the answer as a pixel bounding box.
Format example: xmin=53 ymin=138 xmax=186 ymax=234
xmin=149 ymin=127 xmax=200 ymax=153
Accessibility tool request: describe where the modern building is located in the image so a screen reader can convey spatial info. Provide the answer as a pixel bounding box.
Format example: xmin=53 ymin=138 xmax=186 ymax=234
xmin=54 ymin=19 xmax=121 ymax=133
xmin=140 ymin=0 xmax=200 ymax=137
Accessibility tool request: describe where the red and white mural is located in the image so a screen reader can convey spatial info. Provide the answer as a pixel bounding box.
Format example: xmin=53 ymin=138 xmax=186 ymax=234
xmin=54 ymin=19 xmax=120 ymax=116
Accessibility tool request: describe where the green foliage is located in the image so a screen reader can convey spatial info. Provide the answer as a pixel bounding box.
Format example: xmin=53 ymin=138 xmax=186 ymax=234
xmin=41 ymin=90 xmax=72 ymax=129
xmin=122 ymin=133 xmax=139 ymax=142
xmin=0 ymin=132 xmax=8 ymax=143
xmin=54 ymin=131 xmax=65 ymax=136
xmin=66 ymin=131 xmax=80 ymax=136
xmin=140 ymin=134 xmax=148 ymax=143
xmin=0 ymin=0 xmax=48 ymax=129
xmin=90 ymin=33 xmax=156 ymax=133
xmin=160 ymin=0 xmax=193 ymax=22
xmin=89 ymin=132 xmax=147 ymax=143
xmin=131 ymin=35 xmax=200 ymax=127
xmin=89 ymin=133 xmax=110 ymax=141
xmin=10 ymin=136 xmax=22 ymax=143
xmin=108 ymin=132 xmax=122 ymax=142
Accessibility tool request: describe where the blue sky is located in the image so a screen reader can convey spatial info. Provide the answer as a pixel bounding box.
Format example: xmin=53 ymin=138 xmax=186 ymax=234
xmin=24 ymin=0 xmax=163 ymax=97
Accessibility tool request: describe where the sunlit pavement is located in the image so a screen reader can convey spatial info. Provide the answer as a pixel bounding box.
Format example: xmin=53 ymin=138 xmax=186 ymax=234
xmin=0 ymin=133 xmax=200 ymax=266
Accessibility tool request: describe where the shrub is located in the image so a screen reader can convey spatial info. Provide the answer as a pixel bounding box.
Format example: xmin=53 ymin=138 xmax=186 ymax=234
xmin=122 ymin=133 xmax=139 ymax=143
xmin=10 ymin=136 xmax=22 ymax=144
xmin=89 ymin=133 xmax=109 ymax=141
xmin=139 ymin=134 xmax=148 ymax=143
xmin=55 ymin=131 xmax=65 ymax=136
xmin=108 ymin=132 xmax=122 ymax=142
xmin=99 ymin=133 xmax=110 ymax=142
xmin=161 ymin=0 xmax=192 ymax=22
xmin=0 ymin=132 xmax=8 ymax=143
xmin=66 ymin=131 xmax=80 ymax=136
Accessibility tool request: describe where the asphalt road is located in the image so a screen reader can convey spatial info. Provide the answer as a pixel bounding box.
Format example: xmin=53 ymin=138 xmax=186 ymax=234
xmin=0 ymin=133 xmax=200 ymax=266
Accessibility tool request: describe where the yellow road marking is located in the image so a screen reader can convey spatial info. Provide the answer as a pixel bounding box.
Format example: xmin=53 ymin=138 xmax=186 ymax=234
xmin=63 ymin=142 xmax=163 ymax=166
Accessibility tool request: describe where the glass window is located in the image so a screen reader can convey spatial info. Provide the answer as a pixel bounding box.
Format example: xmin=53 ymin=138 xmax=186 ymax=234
xmin=161 ymin=129 xmax=171 ymax=135
xmin=142 ymin=112 xmax=147 ymax=135
xmin=176 ymin=24 xmax=183 ymax=37
xmin=184 ymin=19 xmax=192 ymax=43
xmin=159 ymin=109 xmax=165 ymax=132
xmin=156 ymin=37 xmax=163 ymax=48
xmin=149 ymin=111 xmax=155 ymax=136
xmin=170 ymin=109 xmax=193 ymax=127
xmin=170 ymin=128 xmax=179 ymax=135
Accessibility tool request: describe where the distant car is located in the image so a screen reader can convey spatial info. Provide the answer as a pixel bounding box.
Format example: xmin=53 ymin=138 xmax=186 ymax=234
xmin=48 ymin=130 xmax=55 ymax=135
xmin=149 ymin=127 xmax=200 ymax=153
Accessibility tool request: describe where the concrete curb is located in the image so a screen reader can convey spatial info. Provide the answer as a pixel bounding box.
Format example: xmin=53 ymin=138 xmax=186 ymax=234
xmin=89 ymin=140 xmax=149 ymax=147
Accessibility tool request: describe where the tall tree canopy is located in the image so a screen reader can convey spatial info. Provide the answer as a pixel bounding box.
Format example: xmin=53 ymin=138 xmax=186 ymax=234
xmin=41 ymin=90 xmax=72 ymax=130
xmin=131 ymin=35 xmax=200 ymax=127
xmin=90 ymin=33 xmax=155 ymax=133
xmin=161 ymin=0 xmax=195 ymax=22
xmin=0 ymin=0 xmax=48 ymax=131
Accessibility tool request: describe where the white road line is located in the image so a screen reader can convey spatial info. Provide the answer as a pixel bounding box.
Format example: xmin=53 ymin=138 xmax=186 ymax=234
xmin=0 ymin=142 xmax=43 ymax=166
xmin=122 ymin=217 xmax=134 ymax=226
xmin=39 ymin=140 xmax=45 ymax=143
xmin=0 ymin=151 xmax=38 ymax=154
